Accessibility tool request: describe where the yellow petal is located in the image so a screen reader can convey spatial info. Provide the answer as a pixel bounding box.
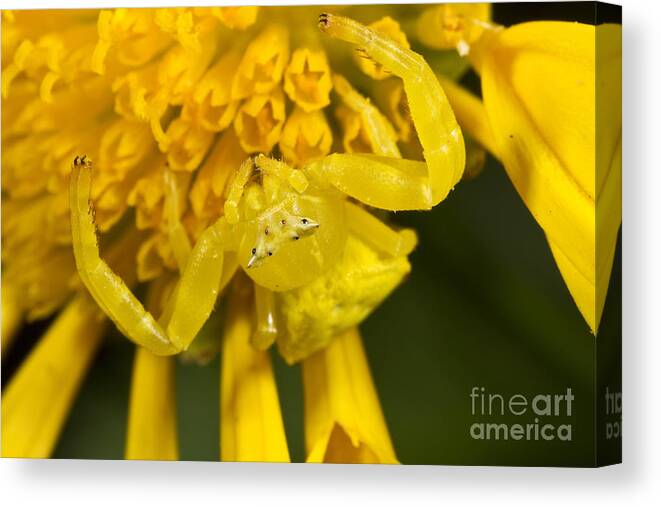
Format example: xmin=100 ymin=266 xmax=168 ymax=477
xmin=125 ymin=347 xmax=178 ymax=460
xmin=220 ymin=279 xmax=290 ymax=462
xmin=1 ymin=295 xmax=106 ymax=458
xmin=473 ymin=22 xmax=621 ymax=333
xmin=303 ymin=327 xmax=398 ymax=464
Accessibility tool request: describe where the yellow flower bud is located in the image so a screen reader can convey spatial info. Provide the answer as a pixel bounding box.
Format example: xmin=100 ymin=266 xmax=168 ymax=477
xmin=161 ymin=115 xmax=215 ymax=171
xmin=182 ymin=50 xmax=241 ymax=132
xmin=283 ymin=47 xmax=332 ymax=111
xmin=98 ymin=118 xmax=153 ymax=175
xmin=416 ymin=3 xmax=491 ymax=55
xmin=233 ymin=87 xmax=286 ymax=153
xmin=279 ymin=107 xmax=333 ymax=166
xmin=136 ymin=232 xmax=168 ymax=281
xmin=231 ymin=24 xmax=290 ymax=100
xmin=127 ymin=155 xmax=169 ymax=231
xmin=189 ymin=129 xmax=246 ymax=221
xmin=335 ymin=104 xmax=371 ymax=154
xmin=153 ymin=7 xmax=217 ymax=52
xmin=371 ymin=78 xmax=413 ymax=142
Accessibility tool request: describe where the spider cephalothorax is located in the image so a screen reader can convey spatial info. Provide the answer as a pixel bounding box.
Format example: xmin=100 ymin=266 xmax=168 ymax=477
xmin=247 ymin=214 xmax=320 ymax=269
xmin=225 ymin=155 xmax=345 ymax=292
xmin=69 ymin=13 xmax=465 ymax=360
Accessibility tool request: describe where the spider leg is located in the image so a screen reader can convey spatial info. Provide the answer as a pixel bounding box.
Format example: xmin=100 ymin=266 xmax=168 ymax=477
xmin=316 ymin=13 xmax=466 ymax=210
xmin=345 ymin=201 xmax=417 ymax=257
xmin=224 ymin=158 xmax=256 ymax=224
xmin=70 ymin=157 xmax=228 ymax=355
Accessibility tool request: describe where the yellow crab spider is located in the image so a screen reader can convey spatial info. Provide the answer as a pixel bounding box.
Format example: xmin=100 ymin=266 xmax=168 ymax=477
xmin=69 ymin=14 xmax=465 ymax=356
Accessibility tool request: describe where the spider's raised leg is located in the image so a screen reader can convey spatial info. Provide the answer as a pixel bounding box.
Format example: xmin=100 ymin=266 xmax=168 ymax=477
xmin=70 ymin=157 xmax=227 ymax=355
xmin=345 ymin=201 xmax=417 ymax=257
xmin=313 ymin=13 xmax=466 ymax=211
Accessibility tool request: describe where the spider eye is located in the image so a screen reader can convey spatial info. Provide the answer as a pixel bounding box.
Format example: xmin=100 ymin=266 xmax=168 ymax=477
xmin=268 ymin=251 xmax=273 ymax=256
xmin=251 ymin=248 xmax=256 ymax=254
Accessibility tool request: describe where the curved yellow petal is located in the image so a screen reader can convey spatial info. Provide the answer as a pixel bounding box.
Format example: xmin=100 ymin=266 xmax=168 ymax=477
xmin=303 ymin=327 xmax=398 ymax=464
xmin=472 ymin=22 xmax=621 ymax=333
xmin=220 ymin=279 xmax=290 ymax=462
xmin=125 ymin=347 xmax=178 ymax=460
xmin=1 ymin=295 xmax=106 ymax=458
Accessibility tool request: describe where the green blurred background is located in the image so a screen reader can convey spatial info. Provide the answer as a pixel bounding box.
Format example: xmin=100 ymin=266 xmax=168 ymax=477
xmin=2 ymin=3 xmax=621 ymax=466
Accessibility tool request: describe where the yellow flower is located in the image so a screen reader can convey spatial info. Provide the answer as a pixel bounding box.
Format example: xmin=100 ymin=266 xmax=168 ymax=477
xmin=5 ymin=5 xmax=612 ymax=464
xmin=3 ymin=7 xmax=427 ymax=461
xmin=442 ymin=20 xmax=622 ymax=333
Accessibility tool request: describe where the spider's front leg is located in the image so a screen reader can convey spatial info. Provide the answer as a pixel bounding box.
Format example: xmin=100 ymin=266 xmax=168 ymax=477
xmin=313 ymin=13 xmax=466 ymax=211
xmin=70 ymin=156 xmax=227 ymax=355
